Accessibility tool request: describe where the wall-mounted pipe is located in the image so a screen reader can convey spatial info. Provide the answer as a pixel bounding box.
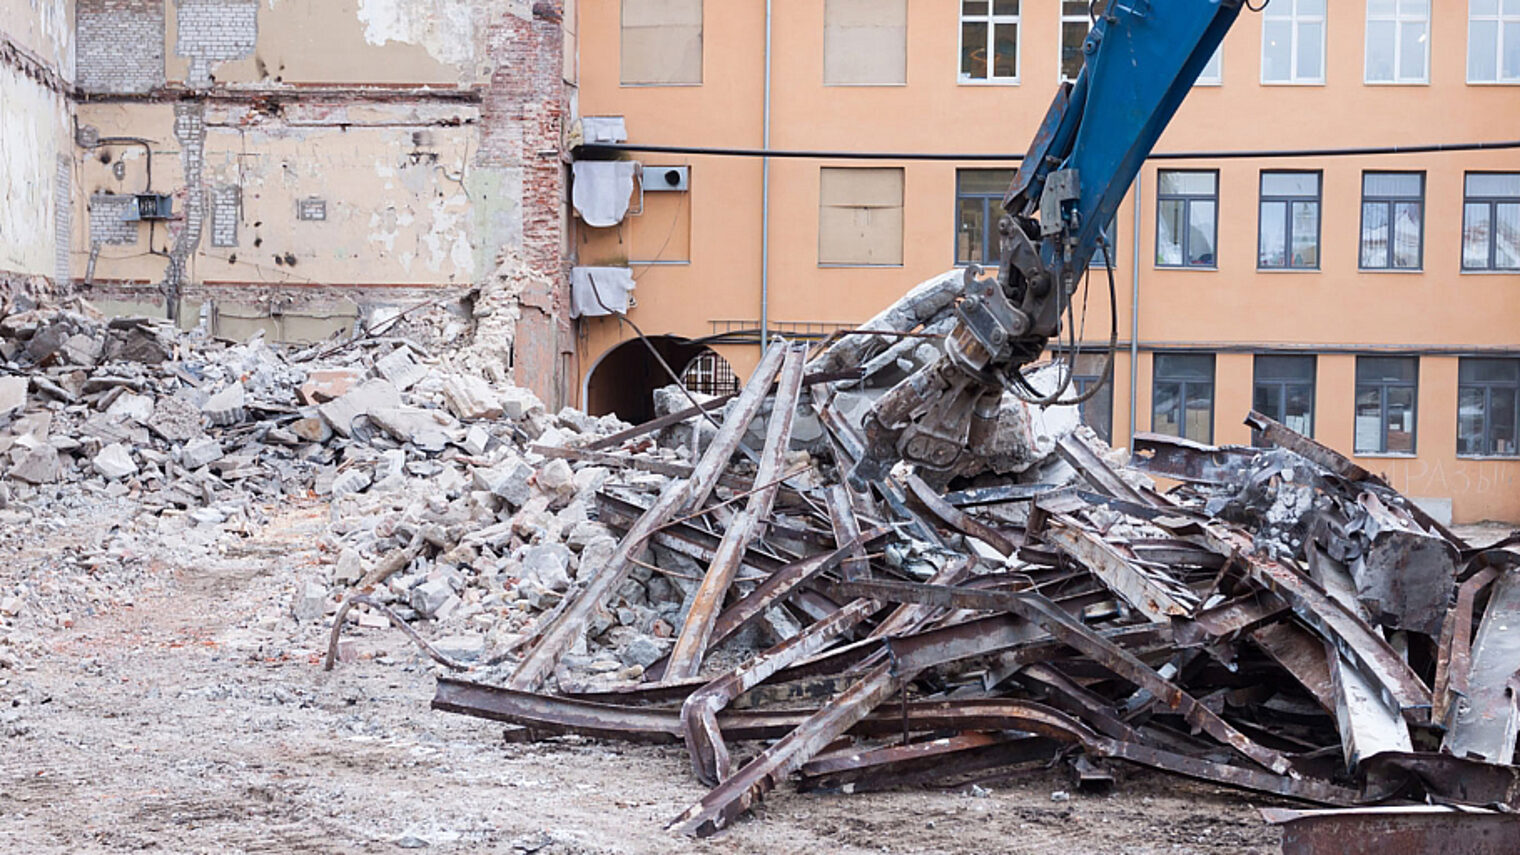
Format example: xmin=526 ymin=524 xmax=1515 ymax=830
xmin=1128 ymin=171 xmax=1141 ymax=444
xmin=759 ymin=0 xmax=773 ymax=349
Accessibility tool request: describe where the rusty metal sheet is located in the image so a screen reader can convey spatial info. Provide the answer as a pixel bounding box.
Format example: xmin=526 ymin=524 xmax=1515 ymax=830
xmin=1059 ymin=431 xmax=1161 ymax=505
xmin=831 ymin=579 xmax=1294 ymax=776
xmin=1445 ymin=567 xmax=1520 ymax=763
xmin=904 ymin=472 xmax=1018 ymax=556
xmin=1263 ymin=806 xmax=1520 ymax=855
xmin=1434 ymin=567 xmax=1498 ymax=728
xmin=798 ymin=732 xmax=1060 ymax=793
xmin=1039 ymin=513 xmax=1199 ymax=622
xmin=666 ymin=344 xmax=809 ymax=680
xmin=1178 ymin=520 xmax=1432 ymax=722
xmin=825 ymin=483 xmax=870 ymax=580
xmin=1249 ymin=621 xmax=1338 ymax=715
xmin=1129 ymin=432 xmax=1259 ymax=485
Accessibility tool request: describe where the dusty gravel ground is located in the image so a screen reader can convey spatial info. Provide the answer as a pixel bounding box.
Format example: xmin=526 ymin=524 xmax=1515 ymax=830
xmin=14 ymin=498 xmax=1475 ymax=853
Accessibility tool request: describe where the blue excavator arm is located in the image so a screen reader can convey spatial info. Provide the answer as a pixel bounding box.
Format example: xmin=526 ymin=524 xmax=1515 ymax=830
xmin=854 ymin=0 xmax=1244 ymax=484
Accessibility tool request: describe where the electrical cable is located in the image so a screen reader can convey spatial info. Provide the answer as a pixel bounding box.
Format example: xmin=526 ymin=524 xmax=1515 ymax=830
xmin=1006 ymin=232 xmax=1118 ymax=408
xmin=579 ymin=138 xmax=1520 ymax=163
xmin=585 ymin=272 xmax=724 ymax=429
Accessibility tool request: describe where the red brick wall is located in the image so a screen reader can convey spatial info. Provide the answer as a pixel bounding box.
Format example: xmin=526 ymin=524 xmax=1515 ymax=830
xmin=480 ymin=2 xmax=573 ymax=410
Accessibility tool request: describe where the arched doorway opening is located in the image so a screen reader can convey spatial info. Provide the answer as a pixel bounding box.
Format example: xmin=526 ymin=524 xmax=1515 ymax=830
xmin=585 ymin=337 xmax=739 ymax=424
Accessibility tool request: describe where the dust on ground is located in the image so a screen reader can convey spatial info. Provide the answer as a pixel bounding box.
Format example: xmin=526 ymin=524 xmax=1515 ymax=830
xmin=0 ymin=501 xmax=1286 ymax=855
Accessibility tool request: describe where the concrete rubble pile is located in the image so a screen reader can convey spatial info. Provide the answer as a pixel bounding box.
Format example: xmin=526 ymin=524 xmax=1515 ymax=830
xmin=0 ymin=299 xmax=721 ymax=672
xmin=377 ymin=271 xmax=1520 ymax=843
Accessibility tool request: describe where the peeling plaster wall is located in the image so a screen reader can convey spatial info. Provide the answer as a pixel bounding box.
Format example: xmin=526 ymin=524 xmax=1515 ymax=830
xmin=47 ymin=0 xmax=574 ymax=401
xmin=1 ymin=1 xmax=77 ymax=295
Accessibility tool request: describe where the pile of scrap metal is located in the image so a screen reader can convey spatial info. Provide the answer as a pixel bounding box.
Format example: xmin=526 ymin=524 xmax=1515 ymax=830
xmin=428 ymin=274 xmax=1520 ymax=839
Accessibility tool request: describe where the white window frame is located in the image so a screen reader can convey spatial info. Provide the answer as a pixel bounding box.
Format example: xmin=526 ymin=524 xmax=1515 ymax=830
xmin=1059 ymin=2 xmax=1093 ymax=84
xmin=1365 ymin=0 xmax=1430 ymax=84
xmin=1261 ymin=0 xmax=1327 ymax=85
xmin=958 ymin=2 xmax=1021 ymax=85
xmin=1468 ymin=0 xmax=1520 ymax=84
xmin=1196 ymin=45 xmax=1223 ymax=86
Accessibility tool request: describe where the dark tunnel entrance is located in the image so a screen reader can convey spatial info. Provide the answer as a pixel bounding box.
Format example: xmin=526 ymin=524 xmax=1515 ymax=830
xmin=584 ymin=337 xmax=740 ymax=424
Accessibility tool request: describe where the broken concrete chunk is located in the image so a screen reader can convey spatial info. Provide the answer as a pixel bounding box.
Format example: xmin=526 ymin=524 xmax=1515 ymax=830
xmin=433 ymin=634 xmax=486 ymax=662
xmin=410 ymin=578 xmax=455 ymax=618
xmin=375 ymin=348 xmax=428 ymax=391
xmin=62 ymin=334 xmax=102 ymax=366
xmin=473 ymin=458 xmax=534 ymax=509
xmin=299 ymin=368 xmax=362 ymax=405
xmin=618 ymin=635 xmax=669 ymax=669
xmin=92 ymin=443 xmax=139 ymax=480
xmin=0 ymin=377 xmax=28 ymax=417
xmin=522 ymin=543 xmax=574 ymax=593
xmin=292 ymin=580 xmax=327 ymax=622
xmin=331 ymin=468 xmax=373 ymax=497
xmin=290 ymin=414 xmax=332 ymax=443
xmin=201 ymin=381 xmax=247 ymax=427
xmin=180 ymin=437 xmax=224 ymax=471
xmin=334 ymin=548 xmax=364 ymax=586
xmin=368 ymin=406 xmax=457 ymax=453
xmin=8 ymin=446 xmax=60 ymax=484
xmin=442 ymin=374 xmax=504 ymax=421
xmin=534 ymin=458 xmax=576 ymax=502
xmin=149 ymin=396 xmax=203 ymax=442
xmin=499 ymin=386 xmax=544 ymax=421
xmin=461 ymin=424 xmax=490 ymax=456
xmin=105 ymin=392 xmax=154 ymax=423
xmin=318 ymin=379 xmax=400 ymax=438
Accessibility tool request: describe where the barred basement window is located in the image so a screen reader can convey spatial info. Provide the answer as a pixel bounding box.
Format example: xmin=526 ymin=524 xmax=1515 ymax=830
xmin=681 ymin=350 xmax=739 ymax=397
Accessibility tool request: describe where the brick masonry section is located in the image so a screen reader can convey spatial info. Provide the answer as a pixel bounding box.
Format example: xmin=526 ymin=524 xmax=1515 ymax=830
xmin=176 ymin=0 xmax=258 ymax=87
xmin=210 ymin=185 xmax=238 ymax=248
xmin=76 ymin=0 xmax=166 ymax=94
xmin=162 ymin=102 xmax=207 ymax=316
xmin=89 ymin=195 xmax=138 ymax=246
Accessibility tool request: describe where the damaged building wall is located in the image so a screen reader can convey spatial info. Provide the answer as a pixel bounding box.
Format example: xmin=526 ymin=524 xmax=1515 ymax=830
xmin=63 ymin=0 xmax=577 ymax=409
xmin=0 ymin=0 xmax=78 ymax=303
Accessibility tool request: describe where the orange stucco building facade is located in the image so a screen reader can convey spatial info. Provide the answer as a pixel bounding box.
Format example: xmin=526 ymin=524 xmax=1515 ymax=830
xmin=571 ymin=1 xmax=1520 ymax=524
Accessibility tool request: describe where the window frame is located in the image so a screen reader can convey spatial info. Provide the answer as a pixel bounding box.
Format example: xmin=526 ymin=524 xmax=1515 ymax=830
xmin=954 ymin=168 xmax=1015 ymax=267
xmin=1462 ymin=171 xmax=1520 ymax=271
xmin=1261 ymin=0 xmax=1328 ymax=85
xmin=1354 ymin=356 xmax=1419 ymax=456
xmin=1155 ymin=169 xmax=1220 ymax=270
xmin=1063 ymin=351 xmax=1114 ymax=444
xmin=1059 ymin=1 xmax=1103 ymax=84
xmin=1457 ymin=357 xmax=1520 ymax=458
xmin=1258 ymin=170 xmax=1323 ymax=271
xmin=1195 ymin=46 xmax=1224 ymax=86
xmin=1365 ymin=0 xmax=1431 ymax=85
xmin=1151 ymin=352 xmax=1216 ymax=444
xmin=1468 ymin=0 xmax=1520 ymax=84
xmin=1359 ymin=171 xmax=1425 ymax=271
xmin=1251 ymin=354 xmax=1317 ymax=445
xmin=959 ymin=0 xmax=1021 ymax=85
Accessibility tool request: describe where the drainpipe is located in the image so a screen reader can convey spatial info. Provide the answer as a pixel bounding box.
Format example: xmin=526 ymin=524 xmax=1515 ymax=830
xmin=759 ymin=0 xmax=773 ymax=349
xmin=1128 ymin=171 xmax=1142 ymax=444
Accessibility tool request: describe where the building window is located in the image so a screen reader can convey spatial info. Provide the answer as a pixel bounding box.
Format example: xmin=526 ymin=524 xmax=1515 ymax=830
xmin=1366 ymin=0 xmax=1430 ymax=84
xmin=819 ymin=167 xmax=904 ymax=266
xmin=1196 ymin=46 xmax=1223 ymax=85
xmin=1459 ymin=358 xmax=1520 ymax=457
xmin=1152 ymin=353 xmax=1214 ymax=443
xmin=1071 ymin=352 xmax=1113 ymax=444
xmin=1469 ymin=0 xmax=1520 ymax=83
xmin=1059 ymin=1 xmax=1105 ymax=82
xmin=1462 ymin=173 xmax=1520 ymax=270
xmin=1262 ymin=0 xmax=1326 ymax=84
xmin=1360 ymin=172 xmax=1424 ymax=270
xmin=824 ymin=0 xmax=907 ymax=86
xmin=682 ymin=349 xmax=740 ymax=397
xmin=1355 ymin=356 xmax=1418 ymax=454
xmin=1259 ymin=172 xmax=1321 ymax=269
xmin=1253 ymin=355 xmax=1316 ymax=444
xmin=956 ymin=169 xmax=1015 ymax=266
xmin=960 ymin=0 xmax=1020 ymax=83
xmin=1156 ymin=170 xmax=1218 ymax=268
xmin=621 ymin=0 xmax=703 ymax=86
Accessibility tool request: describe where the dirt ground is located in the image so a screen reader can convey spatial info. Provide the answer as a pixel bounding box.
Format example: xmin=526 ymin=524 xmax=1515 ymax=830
xmin=16 ymin=502 xmax=1500 ymax=853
